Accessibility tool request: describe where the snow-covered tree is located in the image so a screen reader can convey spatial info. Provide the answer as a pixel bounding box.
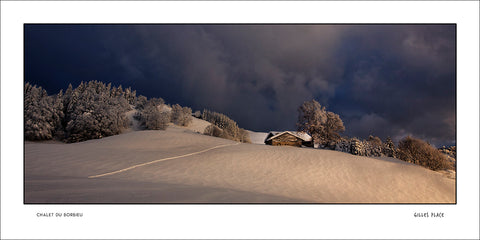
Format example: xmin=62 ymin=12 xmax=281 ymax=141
xmin=149 ymin=97 xmax=165 ymax=107
xmin=350 ymin=137 xmax=366 ymax=156
xmin=202 ymin=109 xmax=250 ymax=142
xmin=135 ymin=95 xmax=148 ymax=110
xmin=52 ymin=90 xmax=65 ymax=138
xmin=144 ymin=105 xmax=170 ymax=130
xmin=297 ymin=100 xmax=345 ymax=149
xmin=297 ymin=100 xmax=327 ymax=138
xmin=383 ymin=136 xmax=397 ymax=158
xmin=25 ymin=81 xmax=141 ymax=142
xmin=124 ymin=87 xmax=137 ymax=105
xmin=324 ymin=111 xmax=346 ymax=148
xmin=193 ymin=110 xmax=202 ymax=118
xmin=334 ymin=137 xmax=351 ymax=153
xmin=136 ymin=98 xmax=170 ymax=130
xmin=25 ymin=80 xmax=248 ymax=144
xmin=58 ymin=81 xmax=131 ymax=142
xmin=24 ymin=83 xmax=57 ymax=140
xmin=171 ymin=104 xmax=192 ymax=127
xmin=365 ymin=135 xmax=383 ymax=157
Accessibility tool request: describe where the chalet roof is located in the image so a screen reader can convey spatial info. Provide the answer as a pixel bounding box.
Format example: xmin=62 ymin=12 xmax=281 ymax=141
xmin=265 ymin=131 xmax=312 ymax=142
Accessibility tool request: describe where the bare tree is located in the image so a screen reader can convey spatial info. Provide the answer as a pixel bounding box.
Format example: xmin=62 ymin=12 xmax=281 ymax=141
xmin=239 ymin=128 xmax=252 ymax=143
xmin=397 ymin=136 xmax=452 ymax=171
xmin=325 ymin=111 xmax=346 ymax=148
xmin=204 ymin=124 xmax=223 ymax=137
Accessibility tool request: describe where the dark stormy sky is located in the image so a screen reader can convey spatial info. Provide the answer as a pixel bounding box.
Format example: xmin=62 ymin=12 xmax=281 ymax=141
xmin=24 ymin=24 xmax=456 ymax=146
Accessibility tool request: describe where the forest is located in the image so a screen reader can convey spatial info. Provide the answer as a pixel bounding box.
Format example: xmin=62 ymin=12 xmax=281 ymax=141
xmin=25 ymin=81 xmax=190 ymax=143
xmin=24 ymin=80 xmax=249 ymax=143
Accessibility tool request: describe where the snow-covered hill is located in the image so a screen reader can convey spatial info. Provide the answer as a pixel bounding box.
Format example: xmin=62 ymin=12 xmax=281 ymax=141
xmin=182 ymin=117 xmax=211 ymax=133
xmin=25 ymin=128 xmax=455 ymax=203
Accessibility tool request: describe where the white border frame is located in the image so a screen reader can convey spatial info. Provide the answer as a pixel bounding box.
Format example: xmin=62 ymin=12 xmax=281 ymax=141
xmin=1 ymin=1 xmax=479 ymax=239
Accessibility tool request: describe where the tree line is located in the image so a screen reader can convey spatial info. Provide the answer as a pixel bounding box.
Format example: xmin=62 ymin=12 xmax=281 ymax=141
xmin=296 ymin=100 xmax=454 ymax=171
xmin=24 ymin=80 xmax=250 ymax=144
xmin=25 ymin=81 xmax=196 ymax=142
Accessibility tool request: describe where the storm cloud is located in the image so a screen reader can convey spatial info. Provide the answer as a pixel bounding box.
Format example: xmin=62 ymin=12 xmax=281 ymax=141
xmin=25 ymin=24 xmax=456 ymax=146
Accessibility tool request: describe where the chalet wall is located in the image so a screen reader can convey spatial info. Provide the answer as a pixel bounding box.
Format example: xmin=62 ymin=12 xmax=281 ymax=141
xmin=265 ymin=131 xmax=314 ymax=147
xmin=269 ymin=133 xmax=302 ymax=147
xmin=272 ymin=140 xmax=302 ymax=147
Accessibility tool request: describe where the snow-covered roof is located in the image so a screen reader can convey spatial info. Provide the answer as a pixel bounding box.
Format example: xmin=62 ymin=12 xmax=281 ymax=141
xmin=265 ymin=131 xmax=312 ymax=142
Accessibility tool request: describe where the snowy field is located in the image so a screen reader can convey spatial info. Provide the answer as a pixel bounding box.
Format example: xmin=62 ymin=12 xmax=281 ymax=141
xmin=24 ymin=124 xmax=455 ymax=203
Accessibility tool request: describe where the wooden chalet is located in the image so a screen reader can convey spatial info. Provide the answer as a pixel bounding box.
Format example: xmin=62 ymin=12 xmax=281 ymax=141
xmin=264 ymin=131 xmax=314 ymax=147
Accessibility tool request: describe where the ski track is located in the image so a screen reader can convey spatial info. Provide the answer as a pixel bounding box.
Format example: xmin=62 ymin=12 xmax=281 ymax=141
xmin=88 ymin=142 xmax=240 ymax=178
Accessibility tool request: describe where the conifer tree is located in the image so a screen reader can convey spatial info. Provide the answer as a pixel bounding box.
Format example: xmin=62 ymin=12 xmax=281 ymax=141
xmin=24 ymin=83 xmax=56 ymax=140
xmin=383 ymin=136 xmax=397 ymax=157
